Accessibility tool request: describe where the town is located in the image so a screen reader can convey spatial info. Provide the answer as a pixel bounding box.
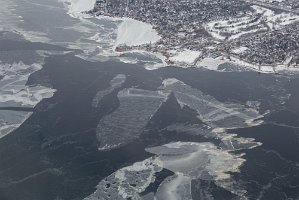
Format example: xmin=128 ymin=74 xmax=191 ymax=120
xmin=91 ymin=0 xmax=299 ymax=69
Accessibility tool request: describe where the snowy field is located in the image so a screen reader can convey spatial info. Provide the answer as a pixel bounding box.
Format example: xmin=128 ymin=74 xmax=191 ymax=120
xmin=168 ymin=50 xmax=202 ymax=65
xmin=204 ymin=5 xmax=299 ymax=41
xmin=252 ymin=5 xmax=299 ymax=30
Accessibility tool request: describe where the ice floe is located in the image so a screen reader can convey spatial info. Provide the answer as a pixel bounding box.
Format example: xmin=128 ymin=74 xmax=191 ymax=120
xmin=92 ymin=74 xmax=126 ymax=108
xmin=149 ymin=141 xmax=251 ymax=198
xmin=165 ymin=124 xmax=262 ymax=151
xmin=0 ymin=62 xmax=56 ymax=107
xmin=96 ymin=88 xmax=169 ymax=151
xmin=0 ymin=111 xmax=32 ymax=139
xmin=160 ymin=78 xmax=264 ymax=129
xmin=155 ymin=173 xmax=192 ymax=200
xmin=197 ymin=57 xmax=226 ymax=71
xmin=88 ymin=78 xmax=267 ymax=199
xmin=146 ymin=142 xmax=245 ymax=181
xmin=84 ymin=157 xmax=163 ymax=200
xmin=0 ymin=62 xmax=56 ymax=139
xmin=87 ymin=141 xmax=248 ymax=200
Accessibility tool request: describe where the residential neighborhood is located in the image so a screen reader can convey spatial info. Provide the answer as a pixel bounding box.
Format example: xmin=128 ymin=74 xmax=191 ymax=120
xmin=91 ymin=0 xmax=299 ymax=68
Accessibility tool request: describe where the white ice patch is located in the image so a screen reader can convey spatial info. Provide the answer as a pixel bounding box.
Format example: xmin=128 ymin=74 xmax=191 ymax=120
xmin=168 ymin=50 xmax=202 ymax=65
xmin=0 ymin=62 xmax=56 ymax=139
xmin=147 ymin=142 xmax=248 ymax=198
xmin=88 ymin=141 xmax=248 ymax=199
xmin=155 ymin=173 xmax=192 ymax=200
xmin=87 ymin=141 xmax=247 ymax=200
xmin=96 ymin=88 xmax=169 ymax=151
xmin=0 ymin=0 xmax=51 ymax=43
xmin=84 ymin=157 xmax=163 ymax=200
xmin=165 ymin=124 xmax=262 ymax=151
xmin=146 ymin=142 xmax=245 ymax=181
xmin=197 ymin=57 xmax=226 ymax=71
xmin=88 ymin=78 xmax=266 ymax=199
xmin=115 ymin=18 xmax=161 ymax=47
xmin=162 ymin=78 xmax=179 ymax=87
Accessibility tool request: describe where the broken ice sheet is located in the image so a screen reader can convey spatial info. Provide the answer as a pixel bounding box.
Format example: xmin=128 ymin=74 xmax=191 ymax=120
xmin=0 ymin=62 xmax=56 ymax=107
xmin=92 ymin=74 xmax=126 ymax=108
xmin=89 ymin=79 xmax=265 ymax=199
xmin=0 ymin=62 xmax=55 ymax=139
xmin=0 ymin=110 xmax=32 ymax=139
xmin=96 ymin=88 xmax=169 ymax=151
xmin=84 ymin=157 xmax=163 ymax=200
xmin=86 ymin=141 xmax=247 ymax=200
xmin=160 ymin=78 xmax=264 ymax=129
xmin=165 ymin=124 xmax=262 ymax=151
xmin=146 ymin=142 xmax=245 ymax=181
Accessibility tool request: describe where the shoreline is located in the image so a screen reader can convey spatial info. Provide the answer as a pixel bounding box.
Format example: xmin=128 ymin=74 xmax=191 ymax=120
xmin=62 ymin=1 xmax=299 ymax=74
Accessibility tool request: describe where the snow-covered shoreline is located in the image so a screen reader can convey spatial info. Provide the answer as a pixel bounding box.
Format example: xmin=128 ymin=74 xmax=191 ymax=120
xmin=60 ymin=0 xmax=299 ymax=74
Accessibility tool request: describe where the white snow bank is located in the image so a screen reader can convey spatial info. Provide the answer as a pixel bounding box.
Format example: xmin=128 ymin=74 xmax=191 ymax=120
xmin=115 ymin=18 xmax=161 ymax=47
xmin=169 ymin=49 xmax=201 ymax=65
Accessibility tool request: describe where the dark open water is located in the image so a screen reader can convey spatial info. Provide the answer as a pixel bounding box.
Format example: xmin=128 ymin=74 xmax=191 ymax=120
xmin=0 ymin=0 xmax=299 ymax=199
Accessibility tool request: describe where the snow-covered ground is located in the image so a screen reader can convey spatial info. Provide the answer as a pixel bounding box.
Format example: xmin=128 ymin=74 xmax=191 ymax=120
xmin=227 ymin=56 xmax=299 ymax=74
xmin=204 ymin=5 xmax=299 ymax=41
xmin=168 ymin=49 xmax=201 ymax=65
xmin=204 ymin=16 xmax=266 ymax=41
xmin=252 ymin=5 xmax=299 ymax=30
xmin=55 ymin=0 xmax=299 ymax=73
xmin=115 ymin=18 xmax=161 ymax=47
xmin=232 ymin=46 xmax=249 ymax=55
xmin=197 ymin=57 xmax=226 ymax=71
